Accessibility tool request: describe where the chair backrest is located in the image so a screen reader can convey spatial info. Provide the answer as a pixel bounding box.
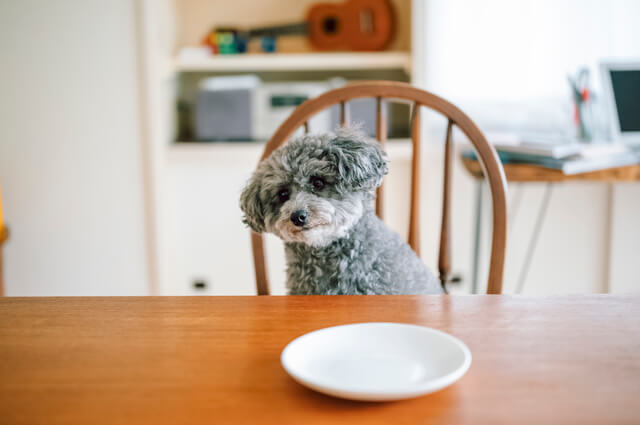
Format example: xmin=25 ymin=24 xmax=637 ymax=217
xmin=249 ymin=81 xmax=507 ymax=294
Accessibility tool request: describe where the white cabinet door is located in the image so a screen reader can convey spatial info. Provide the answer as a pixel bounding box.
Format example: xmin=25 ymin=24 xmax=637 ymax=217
xmin=609 ymin=184 xmax=640 ymax=294
xmin=164 ymin=144 xmax=288 ymax=295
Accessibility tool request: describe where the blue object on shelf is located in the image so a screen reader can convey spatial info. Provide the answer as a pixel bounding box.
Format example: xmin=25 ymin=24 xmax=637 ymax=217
xmin=235 ymin=35 xmax=248 ymax=53
xmin=261 ymin=36 xmax=277 ymax=53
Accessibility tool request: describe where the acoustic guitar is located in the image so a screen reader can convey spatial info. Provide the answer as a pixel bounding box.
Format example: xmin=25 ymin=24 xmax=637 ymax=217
xmin=203 ymin=0 xmax=395 ymax=53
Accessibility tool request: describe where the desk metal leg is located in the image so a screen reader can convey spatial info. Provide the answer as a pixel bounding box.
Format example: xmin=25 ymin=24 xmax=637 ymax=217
xmin=515 ymin=183 xmax=553 ymax=294
xmin=471 ymin=181 xmax=483 ymax=294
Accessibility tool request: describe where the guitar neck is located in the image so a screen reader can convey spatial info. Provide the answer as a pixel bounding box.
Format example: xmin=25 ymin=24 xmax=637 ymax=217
xmin=247 ymin=22 xmax=308 ymax=38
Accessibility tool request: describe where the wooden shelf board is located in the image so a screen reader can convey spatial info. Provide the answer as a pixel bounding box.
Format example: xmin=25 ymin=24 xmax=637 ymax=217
xmin=174 ymin=51 xmax=411 ymax=73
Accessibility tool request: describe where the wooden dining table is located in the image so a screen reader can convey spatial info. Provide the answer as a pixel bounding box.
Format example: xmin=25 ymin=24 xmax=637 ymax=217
xmin=1 ymin=295 xmax=639 ymax=425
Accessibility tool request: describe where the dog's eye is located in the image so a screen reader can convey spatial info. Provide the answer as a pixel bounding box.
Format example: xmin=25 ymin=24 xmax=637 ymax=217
xmin=310 ymin=176 xmax=325 ymax=191
xmin=277 ymin=188 xmax=290 ymax=202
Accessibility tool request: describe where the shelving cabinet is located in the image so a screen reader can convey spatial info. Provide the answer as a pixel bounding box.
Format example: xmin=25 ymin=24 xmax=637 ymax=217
xmin=140 ymin=0 xmax=425 ymax=295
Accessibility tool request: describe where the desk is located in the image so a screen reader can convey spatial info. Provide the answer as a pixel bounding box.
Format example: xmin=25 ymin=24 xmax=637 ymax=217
xmin=461 ymin=156 xmax=640 ymax=182
xmin=461 ymin=157 xmax=640 ymax=293
xmin=1 ymin=295 xmax=639 ymax=425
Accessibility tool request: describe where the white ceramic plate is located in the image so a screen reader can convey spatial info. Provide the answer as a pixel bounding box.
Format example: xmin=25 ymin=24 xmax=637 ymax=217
xmin=281 ymin=322 xmax=471 ymax=401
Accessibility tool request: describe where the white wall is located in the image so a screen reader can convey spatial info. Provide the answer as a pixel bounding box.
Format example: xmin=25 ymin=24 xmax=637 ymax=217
xmin=424 ymin=0 xmax=640 ymax=100
xmin=422 ymin=0 xmax=640 ymax=135
xmin=0 ymin=0 xmax=149 ymax=295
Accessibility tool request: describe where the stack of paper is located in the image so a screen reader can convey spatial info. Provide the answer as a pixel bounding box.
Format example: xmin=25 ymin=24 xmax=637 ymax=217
xmin=467 ymin=133 xmax=640 ymax=175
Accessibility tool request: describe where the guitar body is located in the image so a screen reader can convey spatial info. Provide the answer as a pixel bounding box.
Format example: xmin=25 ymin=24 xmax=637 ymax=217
xmin=306 ymin=0 xmax=394 ymax=51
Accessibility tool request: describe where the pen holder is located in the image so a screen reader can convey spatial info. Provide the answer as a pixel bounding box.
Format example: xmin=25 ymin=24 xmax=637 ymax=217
xmin=575 ymin=96 xmax=594 ymax=141
xmin=569 ymin=68 xmax=599 ymax=143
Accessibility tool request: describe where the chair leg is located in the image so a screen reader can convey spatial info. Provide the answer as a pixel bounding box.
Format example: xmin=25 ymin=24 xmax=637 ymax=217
xmin=515 ymin=183 xmax=553 ymax=294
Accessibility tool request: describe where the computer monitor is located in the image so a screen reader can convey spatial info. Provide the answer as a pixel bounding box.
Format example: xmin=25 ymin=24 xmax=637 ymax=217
xmin=600 ymin=61 xmax=640 ymax=145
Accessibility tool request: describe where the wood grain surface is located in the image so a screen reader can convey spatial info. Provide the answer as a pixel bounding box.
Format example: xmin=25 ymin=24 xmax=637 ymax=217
xmin=1 ymin=295 xmax=638 ymax=425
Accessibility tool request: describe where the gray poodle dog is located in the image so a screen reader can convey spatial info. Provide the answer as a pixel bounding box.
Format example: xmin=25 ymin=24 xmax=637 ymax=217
xmin=240 ymin=127 xmax=442 ymax=295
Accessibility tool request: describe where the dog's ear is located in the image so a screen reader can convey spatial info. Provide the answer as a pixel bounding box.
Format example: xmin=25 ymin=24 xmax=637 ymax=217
xmin=240 ymin=174 xmax=266 ymax=233
xmin=328 ymin=127 xmax=389 ymax=192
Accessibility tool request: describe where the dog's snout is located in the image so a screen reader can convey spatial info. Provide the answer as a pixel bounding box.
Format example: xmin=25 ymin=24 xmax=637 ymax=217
xmin=290 ymin=210 xmax=308 ymax=227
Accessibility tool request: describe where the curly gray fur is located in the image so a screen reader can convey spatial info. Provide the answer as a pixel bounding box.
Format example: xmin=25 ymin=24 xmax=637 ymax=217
xmin=240 ymin=127 xmax=442 ymax=295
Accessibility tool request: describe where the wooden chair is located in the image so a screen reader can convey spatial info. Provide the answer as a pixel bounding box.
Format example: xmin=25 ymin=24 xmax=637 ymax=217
xmin=249 ymin=81 xmax=507 ymax=295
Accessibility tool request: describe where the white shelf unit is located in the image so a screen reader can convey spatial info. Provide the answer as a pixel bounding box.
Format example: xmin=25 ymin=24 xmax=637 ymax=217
xmin=174 ymin=51 xmax=412 ymax=74
xmin=140 ymin=0 xmax=426 ymax=295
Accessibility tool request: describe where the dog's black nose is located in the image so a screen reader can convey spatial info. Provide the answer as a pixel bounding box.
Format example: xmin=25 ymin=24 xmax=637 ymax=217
xmin=290 ymin=210 xmax=308 ymax=227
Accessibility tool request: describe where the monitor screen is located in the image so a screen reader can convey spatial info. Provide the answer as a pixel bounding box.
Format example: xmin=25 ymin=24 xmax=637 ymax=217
xmin=610 ymin=70 xmax=640 ymax=132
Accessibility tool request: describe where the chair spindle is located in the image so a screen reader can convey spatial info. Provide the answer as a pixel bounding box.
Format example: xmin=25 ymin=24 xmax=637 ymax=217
xmin=408 ymin=103 xmax=421 ymax=256
xmin=340 ymin=101 xmax=349 ymax=126
xmin=251 ymin=232 xmax=270 ymax=295
xmin=438 ymin=119 xmax=454 ymax=293
xmin=375 ymin=96 xmax=386 ymax=219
